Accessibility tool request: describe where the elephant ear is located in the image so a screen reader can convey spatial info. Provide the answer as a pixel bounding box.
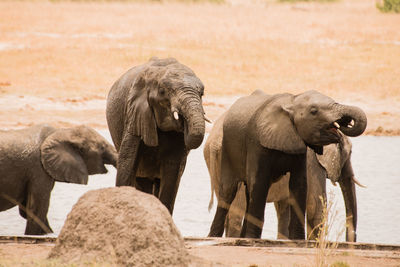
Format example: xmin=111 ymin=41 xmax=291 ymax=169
xmin=40 ymin=129 xmax=88 ymax=184
xmin=316 ymin=135 xmax=352 ymax=182
xmin=316 ymin=143 xmax=341 ymax=182
xmin=257 ymin=95 xmax=307 ymax=154
xmin=126 ymin=70 xmax=159 ymax=147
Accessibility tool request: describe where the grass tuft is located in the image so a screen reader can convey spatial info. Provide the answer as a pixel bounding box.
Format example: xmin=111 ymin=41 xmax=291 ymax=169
xmin=314 ymin=191 xmax=345 ymax=267
xmin=376 ymin=0 xmax=400 ymax=13
xmin=278 ymin=0 xmax=337 ymax=3
xmin=48 ymin=0 xmax=225 ymax=3
xmin=330 ymin=261 xmax=350 ymax=267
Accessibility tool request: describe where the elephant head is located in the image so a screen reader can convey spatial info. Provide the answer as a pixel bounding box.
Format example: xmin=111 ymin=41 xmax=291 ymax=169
xmin=316 ymin=134 xmax=352 ymax=184
xmin=314 ymin=133 xmax=364 ymax=242
xmin=126 ymin=57 xmax=206 ymax=150
xmin=257 ymin=90 xmax=367 ymax=155
xmin=40 ymin=125 xmax=117 ymax=184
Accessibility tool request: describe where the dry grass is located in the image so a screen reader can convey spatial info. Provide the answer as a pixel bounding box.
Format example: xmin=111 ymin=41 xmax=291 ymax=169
xmin=0 ymin=0 xmax=399 ymax=132
xmin=314 ymin=191 xmax=346 ymax=267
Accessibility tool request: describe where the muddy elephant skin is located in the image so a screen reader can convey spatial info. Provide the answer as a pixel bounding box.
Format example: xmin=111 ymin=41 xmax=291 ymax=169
xmin=0 ymin=124 xmax=117 ymax=235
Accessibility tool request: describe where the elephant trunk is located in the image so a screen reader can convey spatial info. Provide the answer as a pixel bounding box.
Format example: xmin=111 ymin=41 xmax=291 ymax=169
xmin=334 ymin=104 xmax=367 ymax=137
xmin=339 ymin=159 xmax=357 ymax=242
xmin=103 ymin=145 xmax=118 ymax=167
xmin=176 ymin=90 xmax=205 ymax=150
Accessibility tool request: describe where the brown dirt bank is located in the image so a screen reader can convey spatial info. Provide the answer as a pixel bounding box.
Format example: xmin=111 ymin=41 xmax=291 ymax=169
xmin=1 ymin=0 xmax=399 ymax=135
xmin=0 ymin=237 xmax=399 ymax=266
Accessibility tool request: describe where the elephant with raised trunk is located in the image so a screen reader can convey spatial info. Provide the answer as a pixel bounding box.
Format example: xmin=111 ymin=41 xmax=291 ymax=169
xmin=206 ymin=116 xmax=363 ymax=241
xmin=0 ymin=124 xmax=117 ymax=235
xmin=207 ymin=90 xmax=367 ymax=239
xmin=106 ymin=57 xmax=207 ymax=214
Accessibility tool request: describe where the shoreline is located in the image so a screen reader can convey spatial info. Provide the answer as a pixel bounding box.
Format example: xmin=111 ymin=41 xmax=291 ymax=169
xmin=0 ymin=94 xmax=398 ymax=136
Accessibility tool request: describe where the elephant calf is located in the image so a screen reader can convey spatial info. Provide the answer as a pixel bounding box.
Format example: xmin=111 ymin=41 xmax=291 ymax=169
xmin=0 ymin=124 xmax=117 ymax=235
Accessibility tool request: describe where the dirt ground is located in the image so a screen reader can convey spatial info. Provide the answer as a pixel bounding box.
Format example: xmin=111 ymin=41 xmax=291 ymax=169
xmin=1 ymin=0 xmax=400 ymax=266
xmin=0 ymin=0 xmax=399 ymax=134
xmin=0 ymin=240 xmax=399 ymax=267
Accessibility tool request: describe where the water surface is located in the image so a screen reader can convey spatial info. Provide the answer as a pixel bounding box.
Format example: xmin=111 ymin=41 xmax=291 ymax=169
xmin=0 ymin=132 xmax=399 ymax=245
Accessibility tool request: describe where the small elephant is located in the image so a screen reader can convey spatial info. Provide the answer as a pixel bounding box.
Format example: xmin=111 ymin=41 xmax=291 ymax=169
xmin=106 ymin=57 xmax=207 ymax=214
xmin=208 ymin=127 xmax=363 ymax=242
xmin=0 ymin=124 xmax=117 ymax=235
xmin=207 ymin=90 xmax=367 ymax=239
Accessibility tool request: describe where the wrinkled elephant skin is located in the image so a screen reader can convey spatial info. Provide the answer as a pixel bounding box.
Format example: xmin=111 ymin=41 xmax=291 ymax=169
xmin=106 ymin=57 xmax=206 ymax=214
xmin=0 ymin=124 xmax=117 ymax=235
xmin=206 ymin=90 xmax=367 ymax=239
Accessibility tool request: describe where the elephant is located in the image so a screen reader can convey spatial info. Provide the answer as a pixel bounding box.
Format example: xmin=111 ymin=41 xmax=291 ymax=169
xmin=206 ymin=112 xmax=363 ymax=241
xmin=206 ymin=90 xmax=367 ymax=239
xmin=0 ymin=124 xmax=117 ymax=235
xmin=106 ymin=57 xmax=207 ymax=214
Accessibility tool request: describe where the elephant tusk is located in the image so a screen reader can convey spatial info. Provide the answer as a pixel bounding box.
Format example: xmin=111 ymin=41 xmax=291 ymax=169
xmin=348 ymin=120 xmax=355 ymax=128
xmin=173 ymin=111 xmax=179 ymax=120
xmin=204 ymin=114 xmax=212 ymax=124
xmin=352 ymin=176 xmax=366 ymax=188
xmin=333 ymin=122 xmax=340 ymax=129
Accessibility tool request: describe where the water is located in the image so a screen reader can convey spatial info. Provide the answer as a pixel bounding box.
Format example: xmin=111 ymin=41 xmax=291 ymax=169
xmin=0 ymin=131 xmax=399 ymax=245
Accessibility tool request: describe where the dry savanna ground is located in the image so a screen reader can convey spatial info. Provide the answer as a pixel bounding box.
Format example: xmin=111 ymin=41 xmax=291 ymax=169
xmin=0 ymin=0 xmax=399 ymax=134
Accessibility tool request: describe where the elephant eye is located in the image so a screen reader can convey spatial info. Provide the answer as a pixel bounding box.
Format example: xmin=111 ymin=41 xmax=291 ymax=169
xmin=159 ymin=88 xmax=166 ymax=96
xmin=310 ymin=107 xmax=318 ymax=115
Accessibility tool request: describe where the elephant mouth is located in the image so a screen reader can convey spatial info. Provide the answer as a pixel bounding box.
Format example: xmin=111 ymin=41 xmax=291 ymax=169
xmin=92 ymin=163 xmax=108 ymax=175
xmin=100 ymin=164 xmax=108 ymax=174
xmin=320 ymin=122 xmax=343 ymax=145
xmin=327 ymin=116 xmax=355 ymax=137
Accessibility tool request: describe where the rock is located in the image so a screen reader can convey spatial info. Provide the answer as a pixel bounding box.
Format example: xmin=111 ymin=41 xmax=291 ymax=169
xmin=48 ymin=186 xmax=190 ymax=266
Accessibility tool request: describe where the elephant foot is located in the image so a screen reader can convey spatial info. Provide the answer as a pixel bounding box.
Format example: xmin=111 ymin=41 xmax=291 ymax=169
xmin=25 ymin=221 xmax=53 ymax=236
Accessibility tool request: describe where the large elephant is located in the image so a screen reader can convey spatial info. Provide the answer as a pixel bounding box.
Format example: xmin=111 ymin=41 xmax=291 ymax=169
xmin=207 ymin=90 xmax=367 ymax=239
xmin=206 ymin=114 xmax=363 ymax=241
xmin=0 ymin=124 xmax=117 ymax=235
xmin=106 ymin=57 xmax=207 ymax=214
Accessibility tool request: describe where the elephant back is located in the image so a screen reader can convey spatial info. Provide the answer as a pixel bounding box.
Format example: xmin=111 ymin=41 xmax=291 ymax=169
xmin=0 ymin=124 xmax=56 ymax=162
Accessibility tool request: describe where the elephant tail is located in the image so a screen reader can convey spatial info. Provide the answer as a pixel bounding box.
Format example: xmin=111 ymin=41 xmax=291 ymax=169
xmin=207 ymin=156 xmax=216 ymax=212
xmin=208 ymin=188 xmax=215 ymax=212
xmin=205 ymin=144 xmax=219 ymax=212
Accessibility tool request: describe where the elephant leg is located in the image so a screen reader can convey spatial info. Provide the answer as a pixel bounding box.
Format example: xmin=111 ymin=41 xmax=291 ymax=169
xmin=225 ymin=183 xmax=246 ymax=237
xmin=275 ymin=200 xmax=290 ymax=239
xmin=241 ymin=149 xmax=270 ymax=238
xmin=242 ymin=179 xmax=269 ymax=238
xmin=24 ymin=189 xmax=53 ymax=235
xmin=339 ymin=159 xmax=357 ymax=242
xmin=135 ymin=177 xmax=154 ymax=194
xmin=306 ymin=192 xmax=326 ymax=240
xmin=208 ymin=154 xmax=239 ymax=237
xmin=288 ymin=157 xmax=307 ymax=240
xmin=159 ymin=158 xmax=186 ymax=215
xmin=116 ymin=133 xmax=141 ymax=187
xmin=19 ymin=197 xmax=27 ymax=219
xmin=208 ymin=185 xmax=238 ymax=237
xmin=153 ymin=178 xmax=160 ymax=197
xmin=306 ymin=150 xmax=327 ymax=240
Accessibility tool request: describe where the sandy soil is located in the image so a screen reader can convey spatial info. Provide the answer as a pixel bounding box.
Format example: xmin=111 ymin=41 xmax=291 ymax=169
xmin=0 ymin=0 xmax=399 ymax=134
xmin=0 ymin=241 xmax=399 ymax=267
